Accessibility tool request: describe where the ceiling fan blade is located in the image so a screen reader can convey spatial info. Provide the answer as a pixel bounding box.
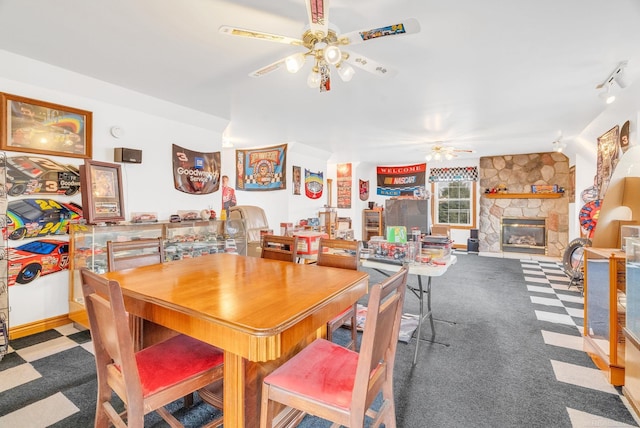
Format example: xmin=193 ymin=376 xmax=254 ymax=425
xmin=248 ymin=57 xmax=288 ymax=78
xmin=219 ymin=25 xmax=303 ymax=46
xmin=339 ymin=18 xmax=421 ymax=46
xmin=306 ymin=0 xmax=329 ymax=37
xmin=343 ymin=50 xmax=398 ymax=78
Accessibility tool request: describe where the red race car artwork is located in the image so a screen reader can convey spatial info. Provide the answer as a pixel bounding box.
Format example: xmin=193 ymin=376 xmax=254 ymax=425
xmin=8 ymin=239 xmax=70 ymax=286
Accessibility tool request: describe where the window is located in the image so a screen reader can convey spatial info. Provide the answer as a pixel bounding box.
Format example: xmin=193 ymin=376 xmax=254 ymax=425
xmin=433 ymin=180 xmax=475 ymax=226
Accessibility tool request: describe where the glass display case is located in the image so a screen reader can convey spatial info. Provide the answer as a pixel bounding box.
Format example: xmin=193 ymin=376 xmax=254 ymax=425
xmin=68 ymin=219 xmax=246 ymax=327
xmin=583 ymin=247 xmax=626 ymax=386
xmin=624 ymin=237 xmax=640 ymax=409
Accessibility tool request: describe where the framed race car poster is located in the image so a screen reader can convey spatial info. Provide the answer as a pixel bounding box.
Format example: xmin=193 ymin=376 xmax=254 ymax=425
xmin=79 ymin=159 xmax=125 ymax=224
xmin=0 ymin=92 xmax=92 ymax=159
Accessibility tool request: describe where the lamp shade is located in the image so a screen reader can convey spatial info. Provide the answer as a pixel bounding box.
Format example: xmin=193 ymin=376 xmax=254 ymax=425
xmin=285 ymin=53 xmax=305 ymax=73
xmin=324 ymin=46 xmax=342 ymax=65
xmin=337 ymin=63 xmax=355 ymax=81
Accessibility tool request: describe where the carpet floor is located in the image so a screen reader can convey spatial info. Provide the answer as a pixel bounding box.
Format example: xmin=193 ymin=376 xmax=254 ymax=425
xmin=1 ymin=253 xmax=639 ymax=427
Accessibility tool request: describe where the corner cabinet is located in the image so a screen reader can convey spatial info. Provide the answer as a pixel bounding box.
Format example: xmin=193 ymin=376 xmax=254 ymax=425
xmin=583 ymin=247 xmax=626 ymax=385
xmin=362 ymin=209 xmax=384 ymax=241
xmin=68 ymin=219 xmax=246 ymax=328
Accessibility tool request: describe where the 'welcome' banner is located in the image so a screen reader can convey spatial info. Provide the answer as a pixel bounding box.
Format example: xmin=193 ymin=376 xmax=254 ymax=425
xmin=376 ymin=163 xmax=426 ymax=196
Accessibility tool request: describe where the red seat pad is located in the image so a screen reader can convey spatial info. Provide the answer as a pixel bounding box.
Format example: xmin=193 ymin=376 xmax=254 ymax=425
xmin=135 ymin=334 xmax=224 ymax=396
xmin=264 ymin=339 xmax=358 ymax=410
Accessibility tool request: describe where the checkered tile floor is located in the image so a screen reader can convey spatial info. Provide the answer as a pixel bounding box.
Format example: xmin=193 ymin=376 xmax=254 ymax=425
xmin=2 ymin=259 xmax=640 ymax=427
xmin=521 ymin=259 xmax=639 ymax=427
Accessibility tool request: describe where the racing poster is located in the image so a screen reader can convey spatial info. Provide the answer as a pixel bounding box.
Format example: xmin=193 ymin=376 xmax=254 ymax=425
xmin=172 ymin=144 xmax=220 ymax=194
xmin=305 ymin=169 xmax=323 ymax=199
xmin=236 ymin=144 xmax=286 ymax=191
xmin=376 ymin=163 xmax=426 ymax=197
xmin=337 ymin=163 xmax=351 ymax=208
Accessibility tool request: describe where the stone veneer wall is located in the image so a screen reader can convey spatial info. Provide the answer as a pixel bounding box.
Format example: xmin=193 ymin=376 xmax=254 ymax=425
xmin=479 ymin=152 xmax=569 ymax=258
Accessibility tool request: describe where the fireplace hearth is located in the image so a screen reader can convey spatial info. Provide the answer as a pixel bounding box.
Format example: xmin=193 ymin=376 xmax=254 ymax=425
xmin=501 ymin=217 xmax=546 ymax=255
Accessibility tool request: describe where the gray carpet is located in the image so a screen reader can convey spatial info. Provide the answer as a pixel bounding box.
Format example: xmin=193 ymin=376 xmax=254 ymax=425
xmin=1 ymin=253 xmax=637 ymax=427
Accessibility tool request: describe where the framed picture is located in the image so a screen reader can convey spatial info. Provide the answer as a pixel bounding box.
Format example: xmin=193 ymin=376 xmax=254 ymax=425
xmin=79 ymin=159 xmax=125 ymax=224
xmin=0 ymin=92 xmax=92 ymax=159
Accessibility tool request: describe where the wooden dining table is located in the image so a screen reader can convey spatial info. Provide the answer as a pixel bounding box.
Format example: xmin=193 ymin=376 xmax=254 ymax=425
xmin=101 ymin=253 xmax=369 ymax=427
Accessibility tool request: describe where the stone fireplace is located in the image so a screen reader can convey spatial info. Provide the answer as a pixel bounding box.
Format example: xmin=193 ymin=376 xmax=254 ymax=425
xmin=479 ymin=153 xmax=569 ymax=258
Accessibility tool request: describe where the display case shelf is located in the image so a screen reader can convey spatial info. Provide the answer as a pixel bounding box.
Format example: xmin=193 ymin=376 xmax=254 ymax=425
xmin=583 ymin=247 xmax=626 ymax=386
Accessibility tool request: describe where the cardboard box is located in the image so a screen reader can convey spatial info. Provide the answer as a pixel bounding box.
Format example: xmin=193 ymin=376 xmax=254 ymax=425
xmin=294 ymin=231 xmax=328 ymax=254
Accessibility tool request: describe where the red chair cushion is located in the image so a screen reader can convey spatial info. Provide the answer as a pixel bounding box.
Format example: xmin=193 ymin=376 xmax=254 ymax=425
xmin=264 ymin=339 xmax=358 ymax=410
xmin=135 ymin=334 xmax=224 ymax=396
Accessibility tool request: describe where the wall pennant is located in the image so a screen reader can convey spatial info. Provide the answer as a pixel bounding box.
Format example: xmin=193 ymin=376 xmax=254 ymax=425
xmin=359 ymin=179 xmax=369 ymax=201
xmin=305 ymin=169 xmax=323 ymax=199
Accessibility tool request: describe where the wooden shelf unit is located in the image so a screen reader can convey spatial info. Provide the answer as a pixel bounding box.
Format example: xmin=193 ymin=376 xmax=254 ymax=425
xmin=483 ymin=193 xmax=563 ymax=199
xmin=583 ymin=247 xmax=626 ymax=386
xmin=362 ymin=209 xmax=384 ymax=242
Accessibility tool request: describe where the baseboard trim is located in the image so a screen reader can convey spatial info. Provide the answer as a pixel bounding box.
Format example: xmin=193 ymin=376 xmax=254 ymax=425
xmin=9 ymin=314 xmax=73 ymax=340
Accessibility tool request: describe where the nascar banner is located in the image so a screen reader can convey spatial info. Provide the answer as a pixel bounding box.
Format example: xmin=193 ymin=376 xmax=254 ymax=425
xmin=236 ymin=144 xmax=286 ymax=191
xmin=337 ymin=163 xmax=352 ymax=208
xmin=172 ymin=144 xmax=220 ymax=194
xmin=305 ymin=169 xmax=323 ymax=199
xmin=376 ymin=163 xmax=426 ymax=197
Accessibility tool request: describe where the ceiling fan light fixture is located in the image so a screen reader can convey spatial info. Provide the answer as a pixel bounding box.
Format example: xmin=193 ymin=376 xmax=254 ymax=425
xmin=324 ymin=45 xmax=342 ymax=65
xmin=285 ymin=53 xmax=306 ymax=73
xmin=307 ymin=68 xmax=321 ymax=88
xmin=336 ymin=62 xmax=355 ymax=81
xmin=445 ymin=152 xmax=454 ymax=160
xmin=425 ymin=153 xmax=433 ymax=161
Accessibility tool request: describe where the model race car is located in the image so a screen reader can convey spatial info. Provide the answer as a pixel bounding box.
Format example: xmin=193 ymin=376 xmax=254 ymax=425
xmin=4 ymin=155 xmax=81 ymax=196
xmin=8 ymin=239 xmax=70 ymax=286
xmin=6 ymin=198 xmax=83 ymax=241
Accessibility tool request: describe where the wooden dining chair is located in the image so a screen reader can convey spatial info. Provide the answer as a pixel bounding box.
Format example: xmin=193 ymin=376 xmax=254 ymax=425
xmin=107 ymin=238 xmax=168 ymax=349
xmin=106 ymin=238 xmax=223 ymax=422
xmin=260 ymin=234 xmax=298 ymax=262
xmin=80 ymin=268 xmax=224 ymax=428
xmin=259 ymin=267 xmax=409 ymax=428
xmin=317 ymin=238 xmax=360 ymax=350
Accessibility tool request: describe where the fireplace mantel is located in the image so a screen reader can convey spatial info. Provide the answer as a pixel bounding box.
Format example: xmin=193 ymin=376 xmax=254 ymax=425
xmin=483 ymin=193 xmax=562 ymax=199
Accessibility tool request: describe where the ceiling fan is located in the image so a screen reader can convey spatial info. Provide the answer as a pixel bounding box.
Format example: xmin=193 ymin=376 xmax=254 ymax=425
xmin=219 ymin=1 xmax=420 ymax=92
xmin=426 ymin=144 xmax=476 ymax=161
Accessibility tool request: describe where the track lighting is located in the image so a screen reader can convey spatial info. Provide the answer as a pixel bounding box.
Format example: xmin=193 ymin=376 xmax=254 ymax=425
xmin=552 ymin=140 xmax=567 ymax=153
xmin=596 ymin=61 xmax=628 ymax=104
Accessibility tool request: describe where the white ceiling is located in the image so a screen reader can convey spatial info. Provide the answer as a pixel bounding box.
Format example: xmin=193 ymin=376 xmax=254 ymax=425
xmin=1 ymin=0 xmax=639 ymax=164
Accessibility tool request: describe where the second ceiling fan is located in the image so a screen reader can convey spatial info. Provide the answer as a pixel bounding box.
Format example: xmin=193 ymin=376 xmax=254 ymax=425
xmin=220 ymin=0 xmax=420 ymax=92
